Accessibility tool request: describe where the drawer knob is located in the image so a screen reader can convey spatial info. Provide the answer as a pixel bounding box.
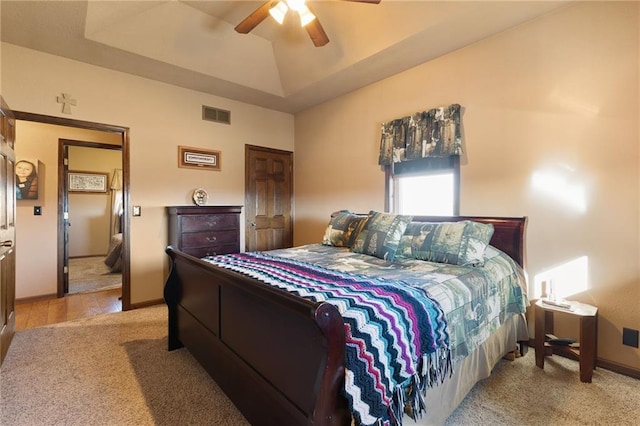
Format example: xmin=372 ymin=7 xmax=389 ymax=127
xmin=207 ymin=251 xmax=217 ymax=257
xmin=207 ymin=221 xmax=217 ymax=227
xmin=206 ymin=236 xmax=217 ymax=242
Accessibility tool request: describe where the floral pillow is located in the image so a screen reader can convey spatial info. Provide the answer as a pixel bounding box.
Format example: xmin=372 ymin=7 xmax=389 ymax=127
xmin=396 ymin=220 xmax=495 ymax=266
xmin=351 ymin=211 xmax=413 ymax=261
xmin=322 ymin=211 xmax=368 ymax=248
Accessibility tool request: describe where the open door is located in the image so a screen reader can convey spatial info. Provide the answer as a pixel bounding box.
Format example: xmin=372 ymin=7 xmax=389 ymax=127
xmin=0 ymin=97 xmax=17 ymax=365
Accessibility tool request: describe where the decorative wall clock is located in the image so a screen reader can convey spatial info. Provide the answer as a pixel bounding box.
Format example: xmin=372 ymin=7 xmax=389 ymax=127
xmin=192 ymin=188 xmax=208 ymax=206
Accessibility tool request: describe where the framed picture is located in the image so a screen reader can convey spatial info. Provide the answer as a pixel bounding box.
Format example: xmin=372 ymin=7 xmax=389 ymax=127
xmin=178 ymin=146 xmax=221 ymax=171
xmin=16 ymin=158 xmax=40 ymax=200
xmin=68 ymin=171 xmax=108 ymax=193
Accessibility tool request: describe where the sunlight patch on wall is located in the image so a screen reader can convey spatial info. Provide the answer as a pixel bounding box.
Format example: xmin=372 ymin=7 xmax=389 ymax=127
xmin=533 ymin=256 xmax=589 ymax=300
xmin=530 ymin=164 xmax=587 ymax=214
xmin=548 ymin=88 xmax=600 ymax=116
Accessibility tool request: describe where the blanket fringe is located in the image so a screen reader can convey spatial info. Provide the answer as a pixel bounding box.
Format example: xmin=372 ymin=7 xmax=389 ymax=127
xmin=401 ymin=347 xmax=454 ymax=423
xmin=405 ymin=373 xmax=426 ymax=421
xmin=389 ymin=385 xmax=403 ymax=425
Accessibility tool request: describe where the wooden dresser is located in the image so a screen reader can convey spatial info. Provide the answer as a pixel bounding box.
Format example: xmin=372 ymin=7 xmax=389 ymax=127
xmin=167 ymin=205 xmax=242 ymax=258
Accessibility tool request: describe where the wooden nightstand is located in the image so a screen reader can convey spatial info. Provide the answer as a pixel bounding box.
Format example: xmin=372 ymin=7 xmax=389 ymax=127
xmin=534 ymin=299 xmax=598 ymax=383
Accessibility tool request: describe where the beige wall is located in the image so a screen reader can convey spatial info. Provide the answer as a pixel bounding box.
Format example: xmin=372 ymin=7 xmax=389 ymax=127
xmin=3 ymin=43 xmax=295 ymax=303
xmin=68 ymin=145 xmax=122 ymax=257
xmin=15 ymin=122 xmax=120 ymax=298
xmin=294 ymin=2 xmax=640 ymax=370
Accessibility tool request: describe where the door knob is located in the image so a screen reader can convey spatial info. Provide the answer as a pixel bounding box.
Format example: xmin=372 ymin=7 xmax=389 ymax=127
xmin=250 ymin=222 xmax=256 ymax=227
xmin=1 ymin=240 xmax=14 ymax=247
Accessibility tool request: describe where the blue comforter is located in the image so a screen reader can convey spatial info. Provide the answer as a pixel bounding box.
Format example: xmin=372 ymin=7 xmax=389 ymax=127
xmin=205 ymin=244 xmax=528 ymax=425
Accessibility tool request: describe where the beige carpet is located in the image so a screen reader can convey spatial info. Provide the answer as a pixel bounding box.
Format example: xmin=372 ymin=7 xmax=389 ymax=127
xmin=446 ymin=352 xmax=640 ymax=425
xmin=0 ymin=305 xmax=249 ymax=426
xmin=1 ymin=306 xmax=638 ymax=426
xmin=68 ymin=256 xmax=122 ymax=295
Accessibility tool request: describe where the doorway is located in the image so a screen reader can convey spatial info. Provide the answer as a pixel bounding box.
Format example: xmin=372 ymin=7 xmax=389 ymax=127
xmin=62 ymin=141 xmax=123 ymax=296
xmin=13 ymin=111 xmax=131 ymax=310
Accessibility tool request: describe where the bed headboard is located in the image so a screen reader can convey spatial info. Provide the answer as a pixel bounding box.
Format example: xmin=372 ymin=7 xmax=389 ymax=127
xmin=410 ymin=215 xmax=528 ymax=270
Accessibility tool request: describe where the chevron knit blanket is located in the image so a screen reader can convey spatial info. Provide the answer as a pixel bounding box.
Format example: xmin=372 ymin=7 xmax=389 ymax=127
xmin=207 ymin=252 xmax=452 ymax=426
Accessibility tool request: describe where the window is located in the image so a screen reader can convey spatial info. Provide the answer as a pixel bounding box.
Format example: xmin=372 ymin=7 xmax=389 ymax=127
xmin=386 ymin=156 xmax=459 ymax=216
xmin=393 ymin=173 xmax=455 ymax=215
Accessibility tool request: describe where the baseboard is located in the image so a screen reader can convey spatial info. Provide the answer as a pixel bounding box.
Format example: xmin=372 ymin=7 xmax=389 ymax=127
xmin=528 ymin=338 xmax=640 ymax=379
xmin=128 ymin=298 xmax=164 ymax=310
xmin=16 ymin=293 xmax=58 ymax=304
xmin=597 ymin=358 xmax=640 ymax=380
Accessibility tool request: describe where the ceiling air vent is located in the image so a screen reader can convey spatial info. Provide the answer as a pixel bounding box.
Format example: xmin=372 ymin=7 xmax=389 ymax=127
xmin=202 ymin=105 xmax=231 ymax=125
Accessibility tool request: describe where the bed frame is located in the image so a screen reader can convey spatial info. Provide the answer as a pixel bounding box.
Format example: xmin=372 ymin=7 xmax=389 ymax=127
xmin=164 ymin=215 xmax=527 ymax=426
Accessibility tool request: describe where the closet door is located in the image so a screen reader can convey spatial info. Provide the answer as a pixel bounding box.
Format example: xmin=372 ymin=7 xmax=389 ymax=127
xmin=245 ymin=145 xmax=293 ymax=251
xmin=0 ymin=97 xmax=17 ymax=366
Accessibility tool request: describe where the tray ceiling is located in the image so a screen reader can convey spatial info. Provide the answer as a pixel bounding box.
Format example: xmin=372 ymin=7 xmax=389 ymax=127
xmin=1 ymin=1 xmax=569 ymax=113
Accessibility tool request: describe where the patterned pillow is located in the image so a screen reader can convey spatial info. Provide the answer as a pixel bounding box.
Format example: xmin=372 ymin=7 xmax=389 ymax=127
xmin=351 ymin=211 xmax=413 ymax=260
xmin=322 ymin=211 xmax=368 ymax=248
xmin=397 ymin=220 xmax=495 ymax=266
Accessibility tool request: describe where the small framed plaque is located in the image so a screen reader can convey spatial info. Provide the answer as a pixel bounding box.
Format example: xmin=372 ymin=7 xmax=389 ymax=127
xmin=68 ymin=171 xmax=108 ymax=193
xmin=178 ymin=146 xmax=221 ymax=171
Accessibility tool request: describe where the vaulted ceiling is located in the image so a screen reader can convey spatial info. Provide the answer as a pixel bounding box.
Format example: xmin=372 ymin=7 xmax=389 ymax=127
xmin=1 ymin=1 xmax=568 ymax=113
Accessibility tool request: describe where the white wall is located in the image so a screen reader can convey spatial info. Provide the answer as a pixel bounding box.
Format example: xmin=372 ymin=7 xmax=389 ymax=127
xmin=293 ymin=2 xmax=640 ymax=370
xmin=3 ymin=43 xmax=294 ymax=303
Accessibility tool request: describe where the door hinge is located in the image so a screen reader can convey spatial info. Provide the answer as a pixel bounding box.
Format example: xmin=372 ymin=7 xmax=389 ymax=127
xmin=63 ymin=266 xmax=68 ymax=274
xmin=64 ymin=158 xmax=68 ymax=166
xmin=64 ymin=211 xmax=69 ymax=220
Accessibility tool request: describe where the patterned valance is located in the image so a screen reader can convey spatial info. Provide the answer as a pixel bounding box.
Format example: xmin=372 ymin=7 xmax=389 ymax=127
xmin=378 ymin=103 xmax=462 ymax=166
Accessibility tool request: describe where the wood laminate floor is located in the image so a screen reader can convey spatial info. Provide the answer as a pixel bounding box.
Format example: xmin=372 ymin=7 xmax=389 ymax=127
xmin=15 ymin=288 xmax=122 ymax=331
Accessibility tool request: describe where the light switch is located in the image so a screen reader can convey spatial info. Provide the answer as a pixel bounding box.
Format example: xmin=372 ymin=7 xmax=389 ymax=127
xmin=132 ymin=206 xmax=141 ymax=216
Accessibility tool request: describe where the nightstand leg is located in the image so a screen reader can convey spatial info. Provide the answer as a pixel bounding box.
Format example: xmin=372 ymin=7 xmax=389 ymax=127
xmin=535 ymin=305 xmax=545 ymax=368
xmin=579 ymin=315 xmax=597 ymax=383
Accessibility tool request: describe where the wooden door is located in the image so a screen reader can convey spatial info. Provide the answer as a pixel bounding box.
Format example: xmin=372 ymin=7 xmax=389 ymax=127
xmin=0 ymin=97 xmax=17 ymax=366
xmin=245 ymin=145 xmax=293 ymax=251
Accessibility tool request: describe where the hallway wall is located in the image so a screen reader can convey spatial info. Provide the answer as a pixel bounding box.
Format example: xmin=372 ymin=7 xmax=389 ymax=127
xmin=68 ymin=145 xmax=122 ymax=257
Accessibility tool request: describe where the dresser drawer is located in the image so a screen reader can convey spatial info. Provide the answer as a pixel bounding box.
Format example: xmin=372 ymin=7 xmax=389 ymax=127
xmin=183 ymin=244 xmax=238 ymax=258
xmin=167 ymin=206 xmax=242 ymax=257
xmin=180 ymin=214 xmax=238 ymax=233
xmin=180 ymin=229 xmax=238 ymax=249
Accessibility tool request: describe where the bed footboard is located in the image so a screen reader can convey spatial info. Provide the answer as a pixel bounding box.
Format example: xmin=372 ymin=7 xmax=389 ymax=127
xmin=164 ymin=247 xmax=350 ymax=426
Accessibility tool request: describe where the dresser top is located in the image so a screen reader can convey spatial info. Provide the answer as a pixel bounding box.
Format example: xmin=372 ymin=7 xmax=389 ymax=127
xmin=167 ymin=205 xmax=243 ymax=215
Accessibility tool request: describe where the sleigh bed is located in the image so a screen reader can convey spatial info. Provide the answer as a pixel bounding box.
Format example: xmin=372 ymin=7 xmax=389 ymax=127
xmin=164 ymin=213 xmax=529 ymax=426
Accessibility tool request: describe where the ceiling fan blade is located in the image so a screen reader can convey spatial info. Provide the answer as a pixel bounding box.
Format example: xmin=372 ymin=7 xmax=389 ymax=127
xmin=304 ymin=6 xmax=329 ymax=47
xmin=234 ymin=1 xmax=277 ymax=34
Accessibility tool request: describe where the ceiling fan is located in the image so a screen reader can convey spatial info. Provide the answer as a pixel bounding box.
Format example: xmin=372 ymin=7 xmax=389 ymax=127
xmin=234 ymin=0 xmax=381 ymax=47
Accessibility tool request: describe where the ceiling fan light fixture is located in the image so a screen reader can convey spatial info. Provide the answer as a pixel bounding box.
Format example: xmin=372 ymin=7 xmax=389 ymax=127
xmin=286 ymin=0 xmax=306 ymax=12
xmin=269 ymin=1 xmax=288 ymax=25
xmin=298 ymin=6 xmax=316 ymax=27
